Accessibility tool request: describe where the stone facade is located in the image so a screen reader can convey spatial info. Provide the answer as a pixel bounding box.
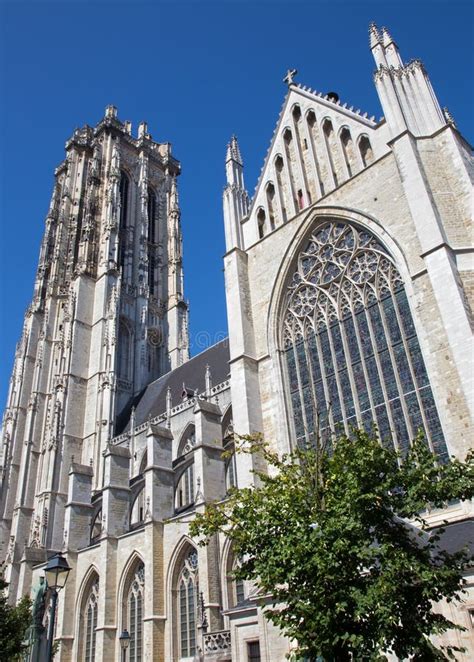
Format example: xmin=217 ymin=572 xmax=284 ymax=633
xmin=1 ymin=23 xmax=473 ymax=661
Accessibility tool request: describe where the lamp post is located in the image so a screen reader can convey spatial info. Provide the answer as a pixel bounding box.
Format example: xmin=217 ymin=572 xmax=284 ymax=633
xmin=44 ymin=552 xmax=71 ymax=662
xmin=119 ymin=629 xmax=131 ymax=662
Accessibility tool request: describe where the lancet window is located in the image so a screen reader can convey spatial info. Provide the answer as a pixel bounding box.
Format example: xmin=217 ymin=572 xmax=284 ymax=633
xmin=147 ymin=188 xmax=157 ymax=295
xmin=340 ymin=127 xmax=357 ymax=178
xmin=147 ymin=188 xmax=157 ymax=243
xmin=175 ymin=427 xmax=196 ymax=511
xmin=117 ymin=320 xmax=132 ymax=382
xmin=282 ymin=219 xmax=448 ymax=460
xmin=127 ymin=562 xmax=144 ymax=662
xmin=119 ymin=172 xmax=129 ymax=270
xmin=359 ymin=135 xmax=374 ymax=167
xmin=84 ymin=578 xmax=99 ymax=662
xmin=178 ymin=549 xmax=198 ymax=659
xmin=176 ymin=464 xmax=195 ymax=510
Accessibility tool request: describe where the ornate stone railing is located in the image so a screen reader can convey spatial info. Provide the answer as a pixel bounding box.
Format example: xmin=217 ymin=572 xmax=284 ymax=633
xmin=203 ymin=630 xmax=231 ymax=657
xmin=110 ymin=378 xmax=231 ymax=446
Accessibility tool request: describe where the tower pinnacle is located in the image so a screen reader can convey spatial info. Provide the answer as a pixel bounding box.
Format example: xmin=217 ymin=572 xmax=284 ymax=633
xmin=369 ymin=22 xmax=382 ymax=48
xmin=226 ymin=135 xmax=243 ymax=166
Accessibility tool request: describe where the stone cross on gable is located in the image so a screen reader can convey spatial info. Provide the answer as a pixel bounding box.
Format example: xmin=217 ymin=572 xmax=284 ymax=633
xmin=283 ymin=68 xmax=298 ymax=85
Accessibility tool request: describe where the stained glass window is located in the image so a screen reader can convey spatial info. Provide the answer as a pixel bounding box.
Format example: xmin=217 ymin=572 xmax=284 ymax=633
xmin=282 ymin=219 xmax=448 ymax=460
xmin=128 ymin=563 xmax=144 ymax=662
xmin=84 ymin=579 xmax=99 ymax=662
xmin=178 ymin=549 xmax=198 ymax=659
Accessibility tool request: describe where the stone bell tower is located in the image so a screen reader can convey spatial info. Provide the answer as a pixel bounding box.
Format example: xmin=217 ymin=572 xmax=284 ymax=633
xmin=0 ymin=106 xmax=189 ymax=598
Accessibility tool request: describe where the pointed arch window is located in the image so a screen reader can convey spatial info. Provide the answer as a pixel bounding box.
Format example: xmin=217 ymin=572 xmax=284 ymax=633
xmin=359 ymin=135 xmax=374 ymax=167
xmin=118 ymin=320 xmax=132 ymax=382
xmin=175 ymin=464 xmax=195 ymax=510
xmin=147 ymin=187 xmax=157 ymax=295
xmin=178 ymin=549 xmax=198 ymax=659
xmin=175 ymin=427 xmax=196 ymax=512
xmin=127 ymin=562 xmax=144 ymax=662
xmin=340 ymin=127 xmax=357 ymax=178
xmin=282 ymin=219 xmax=448 ymax=460
xmin=322 ymin=120 xmax=339 ymax=186
xmin=84 ymin=578 xmax=99 ymax=662
xmin=119 ymin=172 xmax=130 ymax=270
xmin=257 ymin=208 xmax=266 ymax=239
xmin=147 ymin=188 xmax=157 ymax=244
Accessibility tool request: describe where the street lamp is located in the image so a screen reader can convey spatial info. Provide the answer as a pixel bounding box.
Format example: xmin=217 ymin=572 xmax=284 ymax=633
xmin=119 ymin=629 xmax=131 ymax=662
xmin=44 ymin=552 xmax=71 ymax=661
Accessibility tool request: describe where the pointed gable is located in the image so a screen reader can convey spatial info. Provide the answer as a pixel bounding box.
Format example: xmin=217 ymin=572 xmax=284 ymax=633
xmin=241 ymin=82 xmax=386 ymax=249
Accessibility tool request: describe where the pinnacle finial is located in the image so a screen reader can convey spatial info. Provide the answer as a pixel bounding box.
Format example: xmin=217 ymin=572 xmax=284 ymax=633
xmin=105 ymin=104 xmax=118 ymax=119
xmin=369 ymin=22 xmax=382 ymax=48
xmin=226 ymin=135 xmax=243 ymax=166
xmin=381 ymin=26 xmax=394 ymax=47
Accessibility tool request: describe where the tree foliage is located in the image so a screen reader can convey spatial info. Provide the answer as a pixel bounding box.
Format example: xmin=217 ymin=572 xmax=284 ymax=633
xmin=190 ymin=431 xmax=474 ymax=661
xmin=0 ymin=566 xmax=32 ymax=661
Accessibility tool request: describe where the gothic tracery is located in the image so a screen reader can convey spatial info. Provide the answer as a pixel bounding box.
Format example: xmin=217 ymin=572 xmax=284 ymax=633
xmin=283 ymin=219 xmax=448 ymax=459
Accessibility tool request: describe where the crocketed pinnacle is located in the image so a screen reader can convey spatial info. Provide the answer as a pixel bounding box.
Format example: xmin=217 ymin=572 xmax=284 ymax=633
xmin=369 ymin=22 xmax=382 ymax=48
xmin=226 ymin=135 xmax=243 ymax=166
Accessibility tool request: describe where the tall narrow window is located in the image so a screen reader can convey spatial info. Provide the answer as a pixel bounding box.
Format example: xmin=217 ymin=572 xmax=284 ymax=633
xmin=84 ymin=579 xmax=99 ymax=662
xmin=148 ymin=254 xmax=155 ymax=295
xmin=322 ymin=120 xmax=339 ymax=186
xmin=147 ymin=188 xmax=156 ymax=244
xmin=275 ymin=156 xmax=288 ymax=223
xmin=148 ymin=188 xmax=157 ymax=295
xmin=282 ymin=219 xmax=448 ymax=460
xmin=118 ymin=320 xmax=132 ymax=383
xmin=178 ymin=549 xmax=198 ymax=659
xmin=265 ymin=183 xmax=276 ymax=231
xmin=306 ymin=110 xmax=326 ymax=197
xmin=340 ymin=127 xmax=357 ymax=178
xmin=119 ymin=173 xmax=129 ymax=270
xmin=127 ymin=562 xmax=144 ymax=662
xmin=176 ymin=464 xmax=195 ymax=510
xmin=359 ymin=135 xmax=374 ymax=167
xmin=257 ymin=208 xmax=266 ymax=239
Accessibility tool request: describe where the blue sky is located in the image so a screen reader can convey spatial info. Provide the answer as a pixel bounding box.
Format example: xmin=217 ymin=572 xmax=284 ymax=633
xmin=0 ymin=0 xmax=472 ymax=410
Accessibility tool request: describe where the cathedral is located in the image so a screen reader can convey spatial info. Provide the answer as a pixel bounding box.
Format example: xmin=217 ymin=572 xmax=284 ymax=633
xmin=1 ymin=24 xmax=473 ymax=661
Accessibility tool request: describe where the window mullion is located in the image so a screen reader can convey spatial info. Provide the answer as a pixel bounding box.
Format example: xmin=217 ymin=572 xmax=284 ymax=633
xmin=388 ymin=285 xmax=434 ymax=451
xmin=326 ymin=322 xmax=350 ymax=434
xmin=302 ymin=325 xmax=320 ymax=445
xmin=292 ymin=331 xmax=311 ymax=446
xmin=352 ymin=308 xmax=379 ymax=428
xmin=371 ymin=298 xmax=415 ymax=446
xmin=313 ymin=328 xmax=337 ymax=433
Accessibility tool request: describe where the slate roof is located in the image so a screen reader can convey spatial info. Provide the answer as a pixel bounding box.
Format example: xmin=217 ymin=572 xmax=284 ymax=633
xmin=115 ymin=338 xmax=230 ymax=434
xmin=436 ymin=518 xmax=474 ymax=556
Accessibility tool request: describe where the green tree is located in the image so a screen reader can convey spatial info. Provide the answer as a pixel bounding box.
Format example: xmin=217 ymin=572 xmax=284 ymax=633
xmin=190 ymin=431 xmax=474 ymax=661
xmin=0 ymin=566 xmax=32 ymax=661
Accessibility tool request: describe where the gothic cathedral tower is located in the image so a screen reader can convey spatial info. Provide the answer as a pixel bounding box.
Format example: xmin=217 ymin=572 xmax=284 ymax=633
xmin=0 ymin=107 xmax=189 ymax=596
